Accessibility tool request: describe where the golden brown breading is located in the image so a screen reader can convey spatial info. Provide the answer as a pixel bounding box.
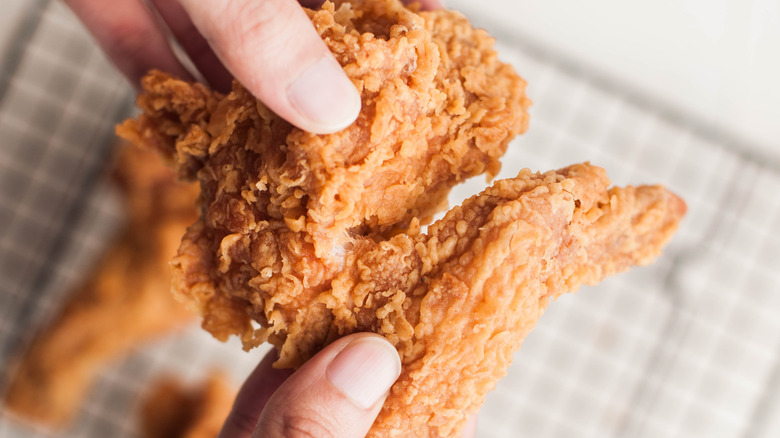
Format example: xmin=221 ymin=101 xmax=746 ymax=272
xmin=117 ymin=0 xmax=529 ymax=351
xmin=116 ymin=1 xmax=685 ymax=436
xmin=337 ymin=164 xmax=685 ymax=436
xmin=173 ymin=162 xmax=684 ymax=437
xmin=117 ymin=0 xmax=530 ymax=268
xmin=2 ymin=146 xmax=198 ymax=427
xmin=140 ymin=372 xmax=235 ymax=438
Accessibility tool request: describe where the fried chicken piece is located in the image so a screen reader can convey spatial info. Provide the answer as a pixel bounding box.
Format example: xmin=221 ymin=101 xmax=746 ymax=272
xmin=2 ymin=146 xmax=198 ymax=427
xmin=116 ymin=1 xmax=685 ymax=436
xmin=337 ymin=164 xmax=685 ymax=436
xmin=174 ymin=162 xmax=684 ymax=437
xmin=140 ymin=372 xmax=235 ymax=438
xmin=117 ymin=0 xmax=529 ymax=351
xmin=117 ymin=0 xmax=531 ymax=268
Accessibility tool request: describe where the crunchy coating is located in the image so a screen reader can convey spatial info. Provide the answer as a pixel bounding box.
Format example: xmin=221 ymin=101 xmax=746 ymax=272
xmin=117 ymin=0 xmax=529 ymax=353
xmin=140 ymin=372 xmax=235 ymax=438
xmin=116 ymin=1 xmax=686 ymax=436
xmin=343 ymin=164 xmax=685 ymax=436
xmin=117 ymin=0 xmax=530 ymax=267
xmin=2 ymin=146 xmax=198 ymax=427
xmin=178 ymin=161 xmax=684 ymax=437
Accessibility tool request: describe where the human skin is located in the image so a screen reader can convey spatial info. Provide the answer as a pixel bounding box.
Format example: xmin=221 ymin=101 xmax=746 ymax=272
xmin=64 ymin=0 xmax=441 ymax=133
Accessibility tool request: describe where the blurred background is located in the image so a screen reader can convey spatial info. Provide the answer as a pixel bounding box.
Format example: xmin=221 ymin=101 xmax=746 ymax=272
xmin=1 ymin=0 xmax=778 ymax=437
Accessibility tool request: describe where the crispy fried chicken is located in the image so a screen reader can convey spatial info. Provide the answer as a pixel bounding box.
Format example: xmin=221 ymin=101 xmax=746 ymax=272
xmin=116 ymin=0 xmax=685 ymax=436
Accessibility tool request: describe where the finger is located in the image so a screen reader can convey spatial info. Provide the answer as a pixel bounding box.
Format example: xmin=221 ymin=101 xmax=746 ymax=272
xmin=147 ymin=0 xmax=233 ymax=92
xmin=462 ymin=414 xmax=478 ymax=437
xmin=64 ymin=0 xmax=191 ymax=86
xmin=254 ymin=333 xmax=401 ymax=438
xmin=178 ymin=0 xmax=361 ymax=134
xmin=218 ymin=350 xmax=293 ymax=438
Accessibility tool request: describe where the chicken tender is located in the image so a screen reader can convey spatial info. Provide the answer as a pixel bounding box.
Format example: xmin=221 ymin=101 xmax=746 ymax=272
xmin=174 ymin=162 xmax=684 ymax=436
xmin=335 ymin=163 xmax=685 ymax=436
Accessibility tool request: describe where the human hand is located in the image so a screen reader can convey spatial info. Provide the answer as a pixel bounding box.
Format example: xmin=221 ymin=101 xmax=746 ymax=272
xmin=64 ymin=0 xmax=441 ymax=134
xmin=218 ymin=332 xmax=477 ymax=437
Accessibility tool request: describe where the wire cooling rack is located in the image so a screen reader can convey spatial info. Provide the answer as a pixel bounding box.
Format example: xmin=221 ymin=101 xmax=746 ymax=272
xmin=0 ymin=1 xmax=778 ymax=437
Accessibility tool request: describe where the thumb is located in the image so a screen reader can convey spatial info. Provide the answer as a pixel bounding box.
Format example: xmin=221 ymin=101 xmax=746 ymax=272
xmin=256 ymin=333 xmax=401 ymax=437
xmin=222 ymin=333 xmax=401 ymax=438
xmin=178 ymin=0 xmax=361 ymax=134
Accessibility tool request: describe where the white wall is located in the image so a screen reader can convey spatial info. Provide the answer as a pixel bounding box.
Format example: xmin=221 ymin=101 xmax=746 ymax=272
xmin=451 ymin=0 xmax=780 ymax=158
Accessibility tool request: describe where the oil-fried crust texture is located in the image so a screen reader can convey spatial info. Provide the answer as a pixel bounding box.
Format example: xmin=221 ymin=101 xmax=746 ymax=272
xmin=343 ymin=164 xmax=686 ymax=436
xmin=117 ymin=0 xmax=530 ymax=263
xmin=117 ymin=0 xmax=531 ymax=352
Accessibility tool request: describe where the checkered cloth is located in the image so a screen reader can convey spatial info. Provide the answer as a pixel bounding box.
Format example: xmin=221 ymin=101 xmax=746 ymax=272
xmin=1 ymin=2 xmax=778 ymax=437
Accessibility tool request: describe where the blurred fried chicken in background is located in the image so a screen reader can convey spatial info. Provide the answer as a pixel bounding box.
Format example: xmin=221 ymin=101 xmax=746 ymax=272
xmin=140 ymin=372 xmax=234 ymax=438
xmin=2 ymin=146 xmax=198 ymax=427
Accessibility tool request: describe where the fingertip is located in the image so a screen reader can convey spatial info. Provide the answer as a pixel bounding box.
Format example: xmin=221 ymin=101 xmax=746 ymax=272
xmin=179 ymin=0 xmax=361 ymax=135
xmin=254 ymin=333 xmax=400 ymax=438
xmin=325 ymin=335 xmax=401 ymax=409
xmin=286 ymin=56 xmax=362 ymax=134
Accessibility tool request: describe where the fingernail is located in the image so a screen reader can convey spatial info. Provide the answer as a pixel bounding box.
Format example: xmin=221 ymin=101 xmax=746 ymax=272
xmin=287 ymin=56 xmax=361 ymax=134
xmin=326 ymin=337 xmax=401 ymax=409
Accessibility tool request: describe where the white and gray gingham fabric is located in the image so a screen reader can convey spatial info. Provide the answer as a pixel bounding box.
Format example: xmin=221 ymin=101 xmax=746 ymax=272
xmin=0 ymin=2 xmax=778 ymax=437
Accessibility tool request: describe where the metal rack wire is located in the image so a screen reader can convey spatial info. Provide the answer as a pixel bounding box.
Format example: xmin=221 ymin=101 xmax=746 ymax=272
xmin=0 ymin=1 xmax=778 ymax=437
